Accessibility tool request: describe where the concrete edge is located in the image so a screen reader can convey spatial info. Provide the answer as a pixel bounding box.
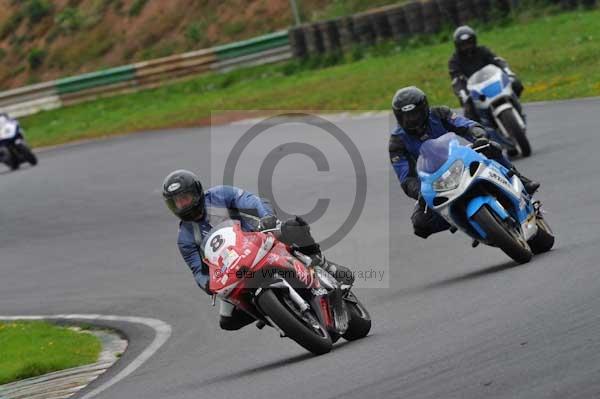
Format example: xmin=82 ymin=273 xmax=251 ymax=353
xmin=0 ymin=315 xmax=172 ymax=399
xmin=0 ymin=324 xmax=127 ymax=399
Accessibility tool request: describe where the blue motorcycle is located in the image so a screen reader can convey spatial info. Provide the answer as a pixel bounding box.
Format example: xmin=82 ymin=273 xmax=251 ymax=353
xmin=417 ymin=133 xmax=553 ymax=264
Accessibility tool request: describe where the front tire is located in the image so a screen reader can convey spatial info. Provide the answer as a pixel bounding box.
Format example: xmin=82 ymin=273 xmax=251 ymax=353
xmin=16 ymin=143 xmax=37 ymax=166
xmin=473 ymin=205 xmax=533 ymax=264
xmin=498 ymin=108 xmax=531 ymax=157
xmin=257 ymin=289 xmax=332 ymax=355
xmin=8 ymin=154 xmax=19 ymax=170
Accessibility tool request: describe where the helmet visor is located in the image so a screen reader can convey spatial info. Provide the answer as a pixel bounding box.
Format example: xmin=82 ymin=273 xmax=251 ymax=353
xmin=457 ymin=36 xmax=475 ymax=53
xmin=400 ymin=102 xmax=428 ymax=131
xmin=165 ymin=189 xmax=204 ymax=219
xmin=174 ymin=192 xmax=196 ymax=210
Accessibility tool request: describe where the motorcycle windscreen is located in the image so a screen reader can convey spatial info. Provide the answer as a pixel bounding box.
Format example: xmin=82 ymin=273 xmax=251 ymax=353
xmin=0 ymin=119 xmax=17 ymax=140
xmin=468 ymin=64 xmax=500 ymax=85
xmin=417 ymin=133 xmax=469 ymax=174
xmin=481 ymin=81 xmax=502 ymax=98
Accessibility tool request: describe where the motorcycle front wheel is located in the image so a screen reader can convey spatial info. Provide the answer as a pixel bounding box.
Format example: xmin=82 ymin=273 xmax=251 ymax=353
xmin=473 ymin=205 xmax=533 ymax=264
xmin=498 ymin=109 xmax=531 ymax=157
xmin=257 ymin=288 xmax=332 ymax=355
xmin=16 ymin=143 xmax=37 ymax=166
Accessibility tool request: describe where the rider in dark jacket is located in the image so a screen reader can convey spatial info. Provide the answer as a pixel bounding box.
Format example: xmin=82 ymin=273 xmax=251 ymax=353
xmin=388 ymin=87 xmax=539 ymax=239
xmin=448 ymin=26 xmax=524 ymax=121
xmin=162 ymin=169 xmax=354 ymax=331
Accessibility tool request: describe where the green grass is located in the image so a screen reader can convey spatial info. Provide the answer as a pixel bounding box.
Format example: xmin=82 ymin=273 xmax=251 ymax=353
xmin=0 ymin=321 xmax=102 ymax=385
xmin=21 ymin=8 xmax=600 ymax=148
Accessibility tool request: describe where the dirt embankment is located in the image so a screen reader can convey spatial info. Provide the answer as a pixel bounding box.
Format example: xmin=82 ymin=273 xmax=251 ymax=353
xmin=0 ymin=0 xmax=336 ymax=90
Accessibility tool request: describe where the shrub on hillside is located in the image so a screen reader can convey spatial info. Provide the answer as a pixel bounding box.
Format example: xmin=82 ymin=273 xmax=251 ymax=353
xmin=25 ymin=0 xmax=53 ymax=24
xmin=128 ymin=0 xmax=149 ymax=16
xmin=28 ymin=48 xmax=46 ymax=69
xmin=185 ymin=22 xmax=205 ymax=45
xmin=55 ymin=7 xmax=83 ymax=33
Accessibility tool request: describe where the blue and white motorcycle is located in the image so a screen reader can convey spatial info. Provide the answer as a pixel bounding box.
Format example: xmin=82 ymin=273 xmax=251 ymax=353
xmin=467 ymin=64 xmax=531 ymax=157
xmin=417 ymin=133 xmax=553 ymax=264
xmin=0 ymin=114 xmax=37 ymax=170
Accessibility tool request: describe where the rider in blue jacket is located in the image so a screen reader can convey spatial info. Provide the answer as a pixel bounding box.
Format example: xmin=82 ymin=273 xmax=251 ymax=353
xmin=162 ymin=169 xmax=353 ymax=331
xmin=388 ymin=86 xmax=539 ymax=239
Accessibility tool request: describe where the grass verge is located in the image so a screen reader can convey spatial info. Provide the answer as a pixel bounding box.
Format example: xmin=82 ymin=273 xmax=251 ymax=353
xmin=0 ymin=321 xmax=102 ymax=385
xmin=21 ymin=7 xmax=600 ymax=148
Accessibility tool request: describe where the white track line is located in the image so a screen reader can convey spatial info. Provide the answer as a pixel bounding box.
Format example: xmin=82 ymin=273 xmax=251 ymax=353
xmin=0 ymin=314 xmax=172 ymax=399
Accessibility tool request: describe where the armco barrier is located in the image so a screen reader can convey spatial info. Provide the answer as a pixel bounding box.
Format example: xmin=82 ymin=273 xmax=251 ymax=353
xmin=133 ymin=49 xmax=216 ymax=87
xmin=0 ymin=31 xmax=291 ymax=117
xmin=55 ymin=65 xmax=137 ymax=95
xmin=214 ymin=45 xmax=293 ymax=73
xmin=214 ymin=31 xmax=289 ymax=60
xmin=3 ymin=96 xmax=63 ymax=118
xmin=0 ymin=81 xmax=57 ymax=108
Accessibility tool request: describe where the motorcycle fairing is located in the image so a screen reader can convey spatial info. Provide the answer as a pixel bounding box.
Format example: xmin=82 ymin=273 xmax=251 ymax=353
xmin=418 ymin=134 xmax=538 ymax=242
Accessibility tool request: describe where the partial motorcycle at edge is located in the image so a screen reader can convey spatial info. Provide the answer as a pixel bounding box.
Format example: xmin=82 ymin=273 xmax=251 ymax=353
xmin=0 ymin=114 xmax=37 ymax=171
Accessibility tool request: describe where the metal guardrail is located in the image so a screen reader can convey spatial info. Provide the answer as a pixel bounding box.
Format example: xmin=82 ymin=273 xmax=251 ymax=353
xmin=0 ymin=31 xmax=291 ymax=118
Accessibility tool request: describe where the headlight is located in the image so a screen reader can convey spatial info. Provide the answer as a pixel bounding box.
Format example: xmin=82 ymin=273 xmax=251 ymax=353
xmin=433 ymin=160 xmax=464 ymax=192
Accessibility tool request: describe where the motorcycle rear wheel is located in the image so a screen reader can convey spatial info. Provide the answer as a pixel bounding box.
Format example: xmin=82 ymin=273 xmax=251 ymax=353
xmin=528 ymin=216 xmax=555 ymax=254
xmin=257 ymin=289 xmax=332 ymax=355
xmin=342 ymin=291 xmax=371 ymax=341
xmin=473 ymin=205 xmax=533 ymax=264
xmin=498 ymin=109 xmax=531 ymax=157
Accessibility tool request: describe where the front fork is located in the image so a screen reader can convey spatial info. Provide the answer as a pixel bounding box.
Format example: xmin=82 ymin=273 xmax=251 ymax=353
xmin=491 ymin=100 xmax=526 ymax=138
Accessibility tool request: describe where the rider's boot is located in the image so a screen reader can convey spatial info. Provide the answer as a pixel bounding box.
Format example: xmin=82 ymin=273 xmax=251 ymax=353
xmin=509 ymin=167 xmax=540 ymax=195
xmin=309 ymin=253 xmax=355 ymax=286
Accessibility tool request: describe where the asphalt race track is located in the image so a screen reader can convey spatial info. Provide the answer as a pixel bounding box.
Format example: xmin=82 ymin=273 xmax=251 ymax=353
xmin=2 ymin=98 xmax=600 ymax=399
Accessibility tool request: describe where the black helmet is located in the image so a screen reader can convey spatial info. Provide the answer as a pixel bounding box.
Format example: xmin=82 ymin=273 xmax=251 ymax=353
xmin=162 ymin=170 xmax=205 ymax=221
xmin=453 ymin=25 xmax=477 ymax=55
xmin=392 ymin=86 xmax=430 ymax=137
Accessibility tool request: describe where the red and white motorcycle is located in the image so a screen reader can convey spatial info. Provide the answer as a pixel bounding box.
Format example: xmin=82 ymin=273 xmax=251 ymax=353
xmin=202 ymin=220 xmax=371 ymax=355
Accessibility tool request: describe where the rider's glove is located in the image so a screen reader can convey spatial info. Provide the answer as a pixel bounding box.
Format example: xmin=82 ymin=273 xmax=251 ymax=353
xmin=258 ymin=215 xmax=279 ymax=231
xmin=472 ymin=137 xmax=490 ymax=149
xmin=503 ymin=67 xmax=516 ymax=78
xmin=467 ymin=125 xmax=487 ymax=140
xmin=401 ymin=177 xmax=421 ymax=200
xmin=473 ymin=137 xmax=503 ymax=159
